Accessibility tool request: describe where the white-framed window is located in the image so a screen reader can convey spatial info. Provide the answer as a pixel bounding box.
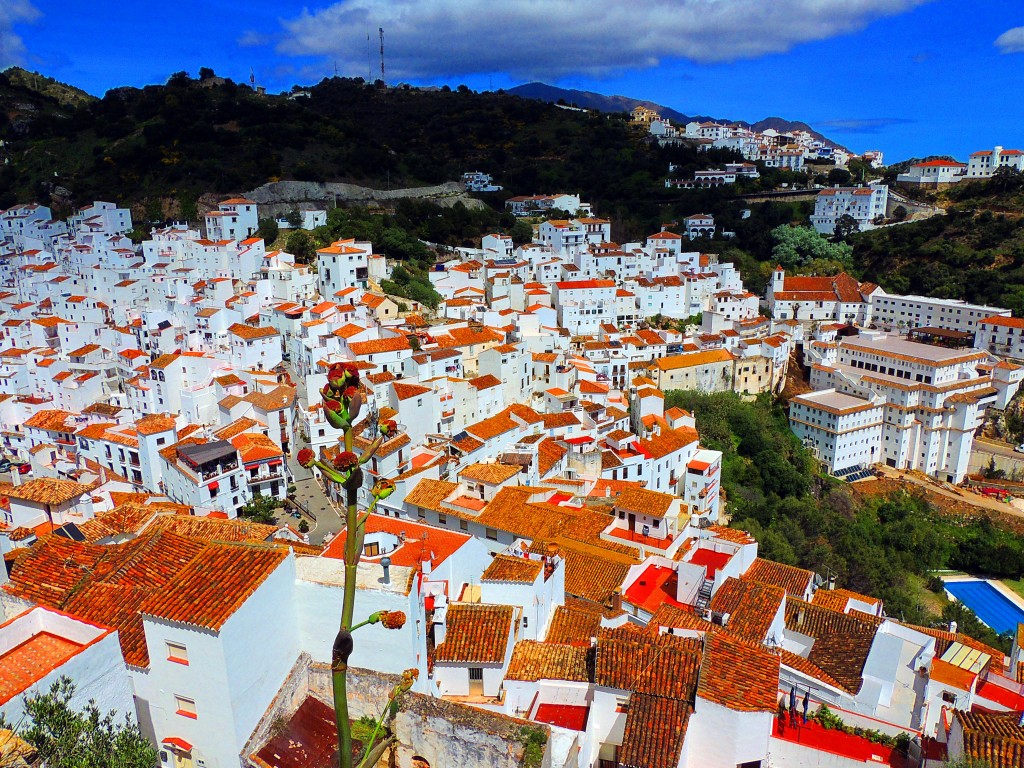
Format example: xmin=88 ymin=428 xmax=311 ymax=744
xmin=166 ymin=641 xmax=189 ymax=665
xmin=174 ymin=695 xmax=197 ymax=719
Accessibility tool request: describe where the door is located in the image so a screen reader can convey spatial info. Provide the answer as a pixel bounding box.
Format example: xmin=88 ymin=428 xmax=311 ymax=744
xmin=173 ymin=752 xmax=193 ymax=768
xmin=468 ymin=667 xmax=484 ymax=696
xmin=628 ymin=512 xmax=636 ymax=533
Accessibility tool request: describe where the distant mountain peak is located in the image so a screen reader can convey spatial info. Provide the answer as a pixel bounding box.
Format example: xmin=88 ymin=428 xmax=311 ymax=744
xmin=507 ymin=82 xmax=845 ymax=150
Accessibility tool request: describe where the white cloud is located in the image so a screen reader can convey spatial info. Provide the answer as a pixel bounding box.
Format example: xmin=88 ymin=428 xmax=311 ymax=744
xmin=995 ymin=26 xmax=1024 ymax=54
xmin=275 ymin=0 xmax=930 ymax=80
xmin=0 ymin=0 xmax=40 ymax=68
xmin=238 ymin=29 xmax=271 ymax=48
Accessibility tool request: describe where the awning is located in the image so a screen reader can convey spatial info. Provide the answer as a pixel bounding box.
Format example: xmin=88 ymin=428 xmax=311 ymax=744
xmin=162 ymin=736 xmax=192 ymax=752
xmin=268 ymin=459 xmax=283 ymax=466
xmin=208 ymin=480 xmax=219 ymax=492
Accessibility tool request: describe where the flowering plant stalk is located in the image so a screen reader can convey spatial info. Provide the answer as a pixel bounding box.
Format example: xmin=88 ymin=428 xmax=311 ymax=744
xmin=297 ymin=362 xmax=401 ymax=768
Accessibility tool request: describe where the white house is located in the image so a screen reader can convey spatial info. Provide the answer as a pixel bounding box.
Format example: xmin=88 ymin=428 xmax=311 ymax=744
xmin=896 ymin=159 xmax=967 ymax=187
xmin=810 ymin=185 xmax=888 ymax=234
xmin=966 ymin=146 xmax=1024 ymax=178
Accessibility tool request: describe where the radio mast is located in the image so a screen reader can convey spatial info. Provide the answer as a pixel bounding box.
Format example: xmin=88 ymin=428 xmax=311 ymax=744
xmin=379 ymin=28 xmax=385 ymax=82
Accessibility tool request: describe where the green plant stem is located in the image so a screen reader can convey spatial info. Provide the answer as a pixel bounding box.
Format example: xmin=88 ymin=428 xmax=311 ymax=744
xmin=355 ymin=696 xmax=394 ymax=768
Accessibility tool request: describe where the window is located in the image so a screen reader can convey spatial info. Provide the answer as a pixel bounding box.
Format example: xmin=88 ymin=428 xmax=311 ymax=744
xmin=174 ymin=695 xmax=197 ymax=719
xmin=468 ymin=668 xmax=483 ymax=681
xmin=941 ymin=691 xmax=956 ymax=704
xmin=460 ymin=520 xmax=468 ymax=531
xmin=166 ymin=642 xmax=189 ymax=665
xmin=485 ymin=528 xmax=498 ymax=541
xmin=438 ymin=514 xmax=447 ymax=525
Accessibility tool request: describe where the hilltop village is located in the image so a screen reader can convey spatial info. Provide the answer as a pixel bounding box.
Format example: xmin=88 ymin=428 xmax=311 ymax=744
xmin=0 ymin=188 xmax=1022 ymax=768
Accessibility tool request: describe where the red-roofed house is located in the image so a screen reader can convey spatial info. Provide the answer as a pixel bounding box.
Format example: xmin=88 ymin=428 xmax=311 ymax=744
xmin=897 ymin=159 xmax=967 ymax=187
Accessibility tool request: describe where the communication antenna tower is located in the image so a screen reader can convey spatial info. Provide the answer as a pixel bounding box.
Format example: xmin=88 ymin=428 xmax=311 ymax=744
xmin=379 ymin=27 xmax=385 ymax=82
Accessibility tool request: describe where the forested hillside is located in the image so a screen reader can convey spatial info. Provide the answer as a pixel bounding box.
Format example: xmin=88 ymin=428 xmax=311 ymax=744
xmin=665 ymin=391 xmax=1024 ymax=651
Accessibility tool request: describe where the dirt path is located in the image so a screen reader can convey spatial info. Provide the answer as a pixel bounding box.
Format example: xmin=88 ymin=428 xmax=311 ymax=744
xmin=852 ymin=469 xmax=1024 ymax=535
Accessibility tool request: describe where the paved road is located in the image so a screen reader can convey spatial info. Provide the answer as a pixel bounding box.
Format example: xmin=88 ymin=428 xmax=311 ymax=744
xmin=280 ymin=453 xmax=344 ymax=546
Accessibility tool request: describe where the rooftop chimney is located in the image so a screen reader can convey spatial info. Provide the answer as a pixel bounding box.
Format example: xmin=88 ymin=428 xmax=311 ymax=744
xmin=380 ymin=556 xmax=391 ymax=585
xmin=948 ymin=620 xmax=957 ymax=635
xmin=611 ymin=587 xmax=622 ymax=613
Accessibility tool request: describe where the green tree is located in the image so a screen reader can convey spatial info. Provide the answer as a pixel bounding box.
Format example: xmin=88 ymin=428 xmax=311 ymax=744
xmin=833 ymin=214 xmax=860 ymax=242
xmin=198 ymin=67 xmax=216 ymax=81
xmin=4 ymin=677 xmax=158 ymax=768
xmin=286 ymin=209 xmax=303 ymax=227
xmin=257 ymin=218 xmax=279 ymax=244
xmin=770 ymin=224 xmax=853 ymax=268
xmin=239 ymin=493 xmax=280 ymax=524
xmin=286 ymin=230 xmax=316 ymax=263
xmin=892 ymin=205 xmax=908 ymax=222
xmin=827 ymin=168 xmax=852 ymax=186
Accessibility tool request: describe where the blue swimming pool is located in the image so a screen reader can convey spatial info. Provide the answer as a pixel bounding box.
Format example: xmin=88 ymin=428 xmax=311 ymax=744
xmin=944 ymin=580 xmax=1024 ymax=635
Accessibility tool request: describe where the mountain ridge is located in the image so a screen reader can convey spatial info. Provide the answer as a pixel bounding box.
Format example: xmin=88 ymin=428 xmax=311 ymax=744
xmin=506 ymin=82 xmax=846 ymax=150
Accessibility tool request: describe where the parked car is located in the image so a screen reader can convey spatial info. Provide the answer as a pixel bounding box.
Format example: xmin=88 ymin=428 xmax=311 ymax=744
xmin=14 ymin=462 xmax=30 ymax=475
xmin=0 ymin=459 xmax=11 ymax=472
xmin=1015 ymin=444 xmax=1024 ymax=454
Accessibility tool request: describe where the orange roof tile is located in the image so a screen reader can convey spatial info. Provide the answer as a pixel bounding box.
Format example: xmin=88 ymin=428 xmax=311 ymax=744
xmin=433 ymin=604 xmax=514 ymax=664
xmin=697 ymin=631 xmax=780 ymax=712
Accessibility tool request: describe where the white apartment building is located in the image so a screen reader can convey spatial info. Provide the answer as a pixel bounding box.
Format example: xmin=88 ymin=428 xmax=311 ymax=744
xmin=317 ymin=238 xmax=371 ymax=296
xmin=810 ymin=185 xmax=888 ymax=234
xmin=896 ymin=160 xmax=967 ymax=187
xmin=976 ymin=315 xmax=1024 ymax=361
xmin=789 ymin=389 xmax=883 ymax=473
xmin=203 ymin=198 xmax=258 ymax=242
xmin=552 ymin=279 xmax=617 ymax=335
xmin=807 ymin=332 xmax=1020 ymax=483
xmin=966 ymin=146 xmax=1024 ymax=178
xmin=867 ymin=290 xmax=1010 ymax=334
xmin=67 ymin=201 xmax=133 ymax=237
xmin=161 ymin=438 xmax=252 ymax=515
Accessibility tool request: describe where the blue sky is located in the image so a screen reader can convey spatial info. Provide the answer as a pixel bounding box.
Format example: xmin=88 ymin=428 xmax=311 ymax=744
xmin=4 ymin=0 xmax=1023 ymax=162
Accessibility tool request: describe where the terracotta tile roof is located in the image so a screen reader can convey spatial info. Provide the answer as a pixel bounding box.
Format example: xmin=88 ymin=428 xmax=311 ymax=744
xmin=615 ymin=488 xmax=674 ymax=518
xmin=537 ymin=438 xmax=568 ymax=477
xmin=459 ymin=463 xmax=522 ymax=485
xmin=705 ymin=525 xmax=756 ymax=545
xmin=505 ymin=640 xmax=590 ymax=682
xmin=135 ymin=413 xmax=176 ymax=435
xmin=466 ymin=411 xmax=519 ymax=441
xmin=391 ymin=382 xmax=431 ymax=401
xmin=22 ymin=409 xmax=75 ymax=432
xmin=481 ymin=554 xmax=542 ymax=583
xmin=697 ymin=631 xmax=780 ymax=712
xmin=139 ymin=543 xmax=287 ymax=630
xmin=647 ymin=603 xmax=716 ymax=635
xmin=546 ymin=602 xmax=603 ymax=645
xmin=812 ymin=587 xmax=880 ymax=614
xmin=149 ymin=353 xmax=181 ymax=370
xmin=349 ymin=336 xmax=410 ymax=355
xmin=231 ymin=432 xmax=284 ymax=463
xmin=433 ymin=604 xmax=514 ymax=664
xmin=405 ymin=479 xmax=458 ymax=511
xmin=147 ymin=514 xmax=278 ymax=544
xmin=213 ymin=417 xmax=260 ymax=440
xmin=468 ymin=374 xmax=501 ymax=390
xmin=954 ymin=711 xmax=1024 ymax=768
xmin=743 ymin=557 xmax=813 ymax=598
xmin=243 ymin=386 xmax=295 ymax=412
xmin=709 ymin=578 xmax=785 ymax=644
xmin=637 ymin=426 xmax=698 ymax=460
xmin=619 ymin=694 xmax=691 ymax=768
xmin=0 ymin=479 xmax=91 ymax=505
xmin=779 ymin=649 xmax=851 ymax=693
